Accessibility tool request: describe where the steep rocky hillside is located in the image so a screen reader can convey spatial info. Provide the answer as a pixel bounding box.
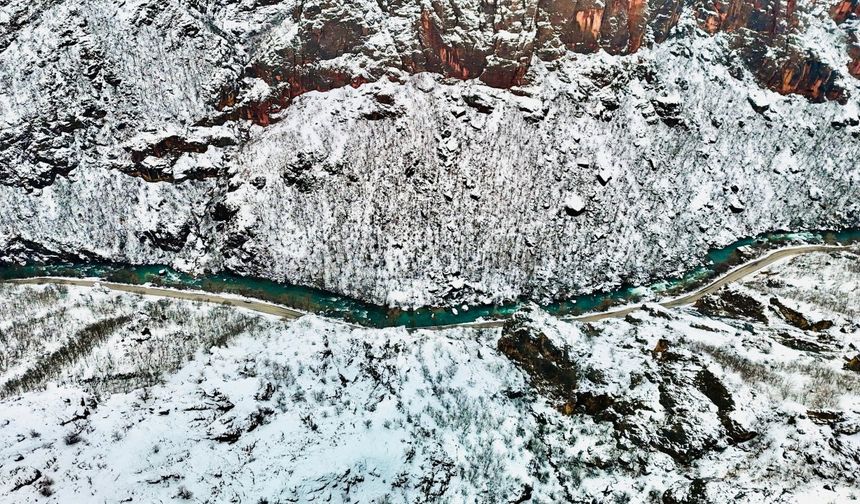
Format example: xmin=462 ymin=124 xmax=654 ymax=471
xmin=1 ymin=0 xmax=858 ymax=306
xmin=1 ymin=250 xmax=858 ymax=502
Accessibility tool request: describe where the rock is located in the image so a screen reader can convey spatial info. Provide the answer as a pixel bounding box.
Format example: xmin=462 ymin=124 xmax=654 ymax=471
xmin=250 ymin=176 xmax=267 ymax=190
xmin=207 ymin=406 xmax=274 ymax=443
xmin=60 ymin=406 xmax=91 ymax=426
xmin=461 ymin=89 xmax=494 ymax=114
xmin=652 ymin=339 xmax=670 ymax=359
xmin=831 ymin=0 xmax=860 ymax=23
xmin=4 ymin=466 xmax=41 ymax=493
xmin=140 ymin=221 xmax=192 ymax=253
xmin=844 ymin=355 xmax=860 ymax=373
xmin=500 ymin=309 xmax=753 ymax=465
xmin=809 ymin=186 xmax=823 ymax=201
xmin=695 ymin=289 xmax=767 ymax=323
xmin=651 ymin=94 xmax=684 ymax=126
xmin=747 ymin=91 xmax=772 ymax=114
xmin=255 ymin=381 xmax=275 ymax=401
xmin=412 ymin=73 xmax=437 ymax=93
xmin=807 ymin=409 xmax=845 ymax=426
xmin=597 ymin=167 xmax=613 ymax=186
xmin=728 ymin=195 xmax=745 ymax=213
xmin=775 ymin=332 xmax=832 ymax=353
xmin=498 ymin=315 xmax=578 ymax=413
xmin=563 ymin=194 xmax=586 ymax=216
xmin=516 ymin=97 xmax=545 ymax=122
xmin=185 ymin=389 xmax=234 ymax=413
xmin=694 ymin=368 xmax=757 ymax=444
xmin=769 ymin=297 xmax=833 ymax=332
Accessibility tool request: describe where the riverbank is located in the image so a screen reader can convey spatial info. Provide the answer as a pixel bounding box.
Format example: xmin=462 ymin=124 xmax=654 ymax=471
xmin=6 ymin=243 xmax=855 ymax=330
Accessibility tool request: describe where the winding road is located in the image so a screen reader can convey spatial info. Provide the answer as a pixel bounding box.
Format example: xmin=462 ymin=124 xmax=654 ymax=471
xmin=428 ymin=243 xmax=854 ymax=329
xmin=5 ymin=244 xmax=854 ymax=330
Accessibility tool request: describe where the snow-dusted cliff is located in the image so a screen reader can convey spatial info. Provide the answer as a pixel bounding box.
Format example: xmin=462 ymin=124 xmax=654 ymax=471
xmin=1 ymin=0 xmax=859 ymax=306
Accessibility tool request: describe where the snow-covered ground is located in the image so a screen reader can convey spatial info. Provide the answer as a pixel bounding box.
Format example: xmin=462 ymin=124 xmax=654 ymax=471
xmin=2 ymin=2 xmax=858 ymax=500
xmin=1 ymin=250 xmax=858 ymax=502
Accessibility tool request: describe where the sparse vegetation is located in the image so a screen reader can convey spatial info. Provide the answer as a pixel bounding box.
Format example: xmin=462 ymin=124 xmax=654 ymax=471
xmin=38 ymin=476 xmax=55 ymax=497
xmin=744 ymin=251 xmax=860 ymax=319
xmin=0 ymin=284 xmax=264 ymax=398
xmin=690 ymin=341 xmax=860 ymax=409
xmin=1 ymin=315 xmax=132 ymax=397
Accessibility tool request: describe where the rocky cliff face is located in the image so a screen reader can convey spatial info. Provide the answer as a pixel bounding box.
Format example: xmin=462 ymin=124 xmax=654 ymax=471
xmin=832 ymin=0 xmax=860 ymax=77
xmin=0 ymin=0 xmax=858 ymax=307
xmin=217 ymin=0 xmax=856 ymax=126
xmin=833 ymin=0 xmax=860 ymax=23
xmin=695 ymin=0 xmax=851 ymax=101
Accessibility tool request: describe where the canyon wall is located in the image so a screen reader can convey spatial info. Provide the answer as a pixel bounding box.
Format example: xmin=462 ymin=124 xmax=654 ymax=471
xmin=213 ymin=0 xmax=857 ymax=128
xmin=0 ymin=0 xmax=858 ymax=307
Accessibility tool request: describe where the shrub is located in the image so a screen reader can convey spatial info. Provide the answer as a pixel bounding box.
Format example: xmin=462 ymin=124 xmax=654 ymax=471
xmin=64 ymin=430 xmax=82 ymax=446
xmin=39 ymin=483 xmax=54 ymax=497
xmin=177 ymin=486 xmax=193 ymax=500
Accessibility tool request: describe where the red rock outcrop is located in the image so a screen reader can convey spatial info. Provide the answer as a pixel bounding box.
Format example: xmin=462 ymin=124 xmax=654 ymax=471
xmin=849 ymin=36 xmax=860 ymax=78
xmin=830 ymin=0 xmax=860 ymax=79
xmin=217 ymin=63 xmax=368 ymax=126
xmin=694 ymin=0 xmax=847 ymax=102
xmin=214 ymin=0 xmax=852 ymax=126
xmin=831 ymin=0 xmax=860 ymax=23
xmin=697 ymin=0 xmax=798 ymax=34
xmin=536 ymin=0 xmax=666 ymax=56
xmin=529 ymin=0 xmax=685 ymax=59
xmin=763 ymin=55 xmax=844 ymax=101
xmin=417 ymin=9 xmax=491 ymax=82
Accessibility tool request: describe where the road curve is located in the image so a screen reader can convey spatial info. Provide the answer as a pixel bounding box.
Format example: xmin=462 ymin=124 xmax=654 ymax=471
xmin=430 ymin=243 xmax=855 ymax=330
xmin=3 ymin=243 xmax=855 ymax=330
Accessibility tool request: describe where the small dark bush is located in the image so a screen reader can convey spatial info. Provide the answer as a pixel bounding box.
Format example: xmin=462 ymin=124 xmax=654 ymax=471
xmin=39 ymin=476 xmax=55 ymax=497
xmin=64 ymin=431 xmax=82 ymax=446
xmin=177 ymin=486 xmax=193 ymax=500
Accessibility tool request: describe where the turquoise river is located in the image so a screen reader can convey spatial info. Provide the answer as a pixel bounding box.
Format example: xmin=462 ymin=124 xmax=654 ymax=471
xmin=1 ymin=229 xmax=858 ymax=328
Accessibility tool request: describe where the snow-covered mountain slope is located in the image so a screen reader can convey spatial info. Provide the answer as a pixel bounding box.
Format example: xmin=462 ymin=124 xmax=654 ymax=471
xmin=1 ymin=0 xmax=859 ymax=307
xmin=1 ymin=249 xmax=858 ymax=502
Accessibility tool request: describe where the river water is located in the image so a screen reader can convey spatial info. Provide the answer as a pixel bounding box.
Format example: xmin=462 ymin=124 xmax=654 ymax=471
xmin=1 ymin=229 xmax=858 ymax=328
